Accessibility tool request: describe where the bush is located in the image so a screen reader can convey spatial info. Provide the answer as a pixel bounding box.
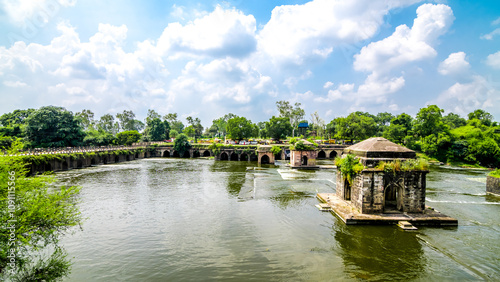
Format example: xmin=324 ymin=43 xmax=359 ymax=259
xmin=489 ymin=169 xmax=500 ymax=178
xmin=335 ymin=154 xmax=364 ymax=184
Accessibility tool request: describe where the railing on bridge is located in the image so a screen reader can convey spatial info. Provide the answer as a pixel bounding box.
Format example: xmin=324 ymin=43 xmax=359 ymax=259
xmin=3 ymin=144 xmax=150 ymax=156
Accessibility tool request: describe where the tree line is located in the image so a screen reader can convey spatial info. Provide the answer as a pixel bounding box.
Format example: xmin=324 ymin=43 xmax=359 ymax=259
xmin=1 ymin=103 xmax=499 ymax=167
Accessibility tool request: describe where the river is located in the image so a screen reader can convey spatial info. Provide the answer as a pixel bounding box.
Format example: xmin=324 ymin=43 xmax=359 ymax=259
xmin=57 ymin=158 xmax=500 ymax=281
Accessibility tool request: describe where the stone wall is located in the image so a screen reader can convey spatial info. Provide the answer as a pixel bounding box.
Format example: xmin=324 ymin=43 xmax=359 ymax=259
xmin=336 ymin=170 xmax=428 ymax=214
xmin=290 ymin=150 xmax=317 ymax=168
xmin=487 ymin=176 xmax=500 ymax=196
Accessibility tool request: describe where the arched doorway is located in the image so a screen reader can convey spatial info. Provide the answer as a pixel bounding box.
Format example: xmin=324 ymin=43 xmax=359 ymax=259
xmin=318 ymin=150 xmax=326 ymax=159
xmin=240 ymin=153 xmax=248 ymax=161
xmin=220 ymin=152 xmax=229 ymax=160
xmin=329 ymin=151 xmax=337 ymax=159
xmin=230 ymin=153 xmax=239 ymax=161
xmin=384 ymin=183 xmax=402 ymax=211
xmin=203 ymin=150 xmax=211 ymax=157
xmin=302 ymin=156 xmax=308 ymax=166
xmin=261 ymin=155 xmax=270 ymax=164
xmin=344 ymin=179 xmax=351 ymax=201
xmin=163 ymin=151 xmax=171 ymax=157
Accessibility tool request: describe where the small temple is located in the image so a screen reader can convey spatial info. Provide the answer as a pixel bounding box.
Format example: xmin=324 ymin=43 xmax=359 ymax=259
xmin=290 ymin=140 xmax=319 ymax=169
xmin=317 ymin=137 xmax=458 ymax=228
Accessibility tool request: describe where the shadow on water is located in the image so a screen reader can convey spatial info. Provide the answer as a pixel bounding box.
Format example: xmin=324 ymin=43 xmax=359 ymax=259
xmin=333 ymin=224 xmax=424 ymax=281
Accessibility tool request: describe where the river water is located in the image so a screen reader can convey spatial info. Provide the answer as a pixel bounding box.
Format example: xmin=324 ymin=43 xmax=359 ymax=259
xmin=57 ymin=158 xmax=500 ymax=281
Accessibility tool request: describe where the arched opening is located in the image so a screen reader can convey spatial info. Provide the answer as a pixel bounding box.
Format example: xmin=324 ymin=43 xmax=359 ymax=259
xmin=182 ymin=151 xmax=190 ymax=158
xmin=173 ymin=151 xmax=180 ymax=158
xmin=163 ymin=151 xmax=171 ymax=158
xmin=384 ymin=183 xmax=402 ymax=211
xmin=317 ymin=150 xmax=326 ymax=159
xmin=126 ymin=155 xmax=131 ymax=161
xmin=261 ymin=155 xmax=270 ymax=164
xmin=240 ymin=153 xmax=248 ymax=161
xmin=302 ymin=156 xmax=308 ymax=166
xmin=91 ymin=158 xmax=96 ymax=165
xmin=344 ymin=179 xmax=351 ymax=201
xmin=250 ymin=154 xmax=258 ymax=162
xmin=135 ymin=153 xmax=139 ymax=158
xmin=193 ymin=151 xmax=200 ymax=158
xmin=114 ymin=156 xmax=119 ymax=163
xmin=203 ymin=150 xmax=211 ymax=157
xmin=274 ymin=151 xmax=282 ymax=160
xmin=62 ymin=161 xmax=68 ymax=170
xmin=220 ymin=152 xmax=229 ymax=161
xmin=230 ymin=153 xmax=239 ymax=161
xmin=103 ymin=157 xmax=108 ymax=164
xmin=329 ymin=151 xmax=337 ymax=159
xmin=77 ymin=160 xmax=84 ymax=168
xmin=44 ymin=163 xmax=52 ymax=172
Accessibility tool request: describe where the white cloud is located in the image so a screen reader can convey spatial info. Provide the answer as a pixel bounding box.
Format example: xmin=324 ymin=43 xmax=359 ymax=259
xmin=480 ymin=28 xmax=500 ymax=40
xmin=431 ymin=75 xmax=499 ymax=116
xmin=158 ymin=6 xmax=257 ymax=59
xmin=486 ymin=51 xmax=500 ymax=69
xmin=356 ymin=74 xmax=405 ymax=104
xmin=354 ymin=4 xmax=454 ymax=74
xmin=438 ymin=52 xmax=470 ymax=76
xmin=3 ymin=80 xmax=27 ymax=87
xmin=2 ymin=0 xmax=76 ymax=26
xmin=323 ymin=81 xmax=334 ymax=89
xmin=257 ymin=0 xmax=421 ymax=65
xmin=314 ymin=83 xmax=354 ymax=102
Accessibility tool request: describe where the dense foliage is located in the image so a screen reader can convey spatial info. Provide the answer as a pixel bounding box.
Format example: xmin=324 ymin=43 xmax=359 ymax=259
xmin=334 ymin=154 xmax=365 ymax=184
xmin=0 ymin=142 xmax=82 ymax=281
xmin=489 ymin=169 xmax=500 ymax=178
xmin=173 ymin=133 xmax=191 ymax=155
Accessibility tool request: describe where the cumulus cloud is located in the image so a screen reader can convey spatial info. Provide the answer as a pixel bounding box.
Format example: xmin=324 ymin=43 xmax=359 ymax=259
xmin=2 ymin=0 xmax=76 ymax=26
xmin=158 ymin=6 xmax=257 ymax=59
xmin=323 ymin=81 xmax=334 ymax=89
xmin=438 ymin=52 xmax=470 ymax=76
xmin=257 ymin=0 xmax=421 ymax=65
xmin=431 ymin=75 xmax=499 ymax=116
xmin=354 ymin=4 xmax=454 ymax=75
xmin=486 ymin=51 xmax=500 ymax=69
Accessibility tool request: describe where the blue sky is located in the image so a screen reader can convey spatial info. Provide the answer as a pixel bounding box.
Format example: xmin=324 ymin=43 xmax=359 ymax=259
xmin=0 ymin=0 xmax=499 ymax=127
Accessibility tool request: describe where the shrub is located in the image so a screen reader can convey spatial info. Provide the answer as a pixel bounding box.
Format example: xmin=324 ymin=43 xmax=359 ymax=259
xmin=335 ymin=154 xmax=364 ymax=184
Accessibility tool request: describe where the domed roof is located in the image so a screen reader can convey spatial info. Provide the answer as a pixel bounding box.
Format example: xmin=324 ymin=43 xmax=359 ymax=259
xmin=344 ymin=137 xmax=416 ymax=160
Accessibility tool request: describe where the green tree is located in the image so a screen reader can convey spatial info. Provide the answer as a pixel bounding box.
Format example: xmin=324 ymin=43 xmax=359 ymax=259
xmin=97 ymin=114 xmax=119 ymax=135
xmin=186 ymin=116 xmax=203 ymax=141
xmin=169 ymin=129 xmax=179 ymax=139
xmin=0 ymin=143 xmax=82 ymax=281
xmin=75 ymin=109 xmax=95 ymax=131
xmin=0 ymin=109 xmax=34 ymax=127
xmin=144 ymin=118 xmax=166 ymax=141
xmin=226 ymin=116 xmax=254 ymax=140
xmin=83 ymin=129 xmax=116 ymax=146
xmin=413 ymin=105 xmax=447 ymax=138
xmin=173 ymin=133 xmax=191 ymax=155
xmin=265 ymin=116 xmax=292 ymax=140
xmin=212 ymin=113 xmax=237 ymax=137
xmin=184 ymin=126 xmax=196 ymax=139
xmin=116 ymin=110 xmax=144 ymax=132
xmin=334 ymin=112 xmax=377 ymax=140
xmin=325 ymin=119 xmax=337 ymax=139
xmin=24 ymin=106 xmax=85 ymax=148
xmin=116 ymin=130 xmax=141 ymax=145
xmin=443 ymin=113 xmax=466 ymax=129
xmin=383 ymin=113 xmax=413 ymax=144
xmin=276 ymin=101 xmax=305 ymax=137
xmin=467 ymin=109 xmax=493 ymax=127
xmin=164 ymin=113 xmax=184 ymax=133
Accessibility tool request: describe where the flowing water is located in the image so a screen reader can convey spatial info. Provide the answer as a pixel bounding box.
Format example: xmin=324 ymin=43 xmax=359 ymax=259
xmin=56 ymin=158 xmax=500 ymax=281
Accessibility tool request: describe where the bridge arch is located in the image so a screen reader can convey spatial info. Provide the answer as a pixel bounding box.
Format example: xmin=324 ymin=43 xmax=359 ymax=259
xmin=317 ymin=150 xmax=326 ymax=159
xmin=220 ymin=152 xmax=229 ymax=161
xmin=193 ymin=150 xmax=200 ymax=158
xmin=329 ymin=151 xmax=337 ymax=159
xmin=91 ymin=158 xmax=96 ymax=165
xmin=203 ymin=150 xmax=211 ymax=157
xmin=173 ymin=151 xmax=180 ymax=158
xmin=182 ymin=151 xmax=191 ymax=158
xmin=163 ymin=150 xmax=170 ymax=157
xmin=62 ymin=161 xmax=68 ymax=170
xmin=240 ymin=153 xmax=248 ymax=161
xmin=261 ymin=155 xmax=270 ymax=164
xmin=230 ymin=152 xmax=239 ymax=161
xmin=77 ymin=159 xmax=84 ymax=168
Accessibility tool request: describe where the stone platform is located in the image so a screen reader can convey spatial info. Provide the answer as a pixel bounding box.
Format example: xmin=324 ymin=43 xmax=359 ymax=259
xmin=317 ymin=193 xmax=458 ymax=226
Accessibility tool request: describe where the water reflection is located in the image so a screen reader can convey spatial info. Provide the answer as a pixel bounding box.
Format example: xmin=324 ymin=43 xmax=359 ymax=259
xmin=334 ymin=224 xmax=425 ymax=281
